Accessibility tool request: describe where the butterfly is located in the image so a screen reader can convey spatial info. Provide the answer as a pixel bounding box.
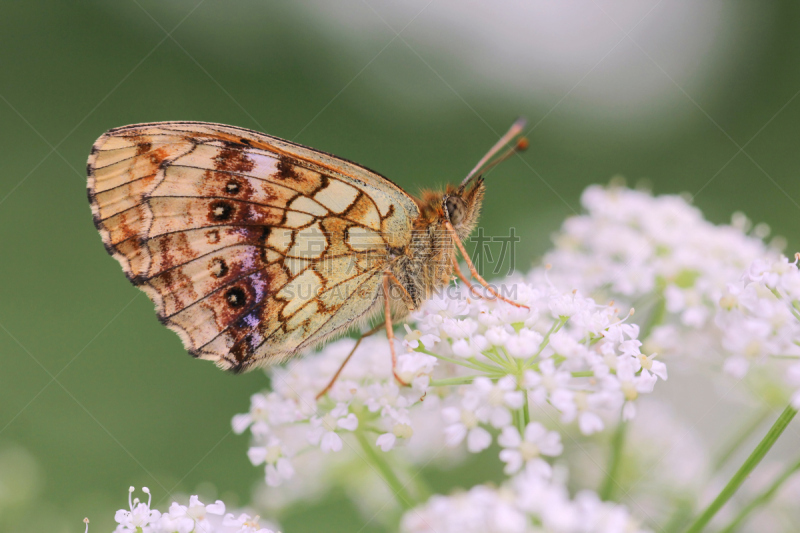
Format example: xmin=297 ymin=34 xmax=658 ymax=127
xmin=87 ymin=120 xmax=527 ymax=393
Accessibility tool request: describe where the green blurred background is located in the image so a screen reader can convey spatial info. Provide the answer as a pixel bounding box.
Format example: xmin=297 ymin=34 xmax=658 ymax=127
xmin=1 ymin=1 xmax=800 ymax=531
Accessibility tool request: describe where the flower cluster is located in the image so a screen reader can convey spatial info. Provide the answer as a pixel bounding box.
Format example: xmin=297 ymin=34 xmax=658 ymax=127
xmin=110 ymin=487 xmax=279 ymax=533
xmin=528 ymin=186 xmax=796 ymax=388
xmin=232 ymin=334 xmax=436 ymax=490
xmin=538 ymin=185 xmax=775 ymax=304
xmin=534 ymin=185 xmax=778 ymax=352
xmin=90 ymin=185 xmax=800 ymax=533
xmin=400 ymin=467 xmax=650 ymax=533
xmin=232 ymin=263 xmax=667 ymax=525
xmin=716 ymin=255 xmax=800 ymax=406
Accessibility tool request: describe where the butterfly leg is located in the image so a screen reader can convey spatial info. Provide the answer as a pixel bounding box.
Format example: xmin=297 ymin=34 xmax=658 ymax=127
xmin=444 ymin=221 xmax=530 ymax=310
xmin=385 ymin=271 xmax=416 ymax=311
xmin=383 ymin=272 xmax=410 ymax=387
xmin=315 ymin=322 xmax=386 ymax=400
xmin=451 ymin=255 xmax=483 ymax=298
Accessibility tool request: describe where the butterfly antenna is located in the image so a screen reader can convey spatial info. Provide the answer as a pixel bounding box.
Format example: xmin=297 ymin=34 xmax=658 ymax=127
xmin=459 ymin=117 xmax=528 ymax=191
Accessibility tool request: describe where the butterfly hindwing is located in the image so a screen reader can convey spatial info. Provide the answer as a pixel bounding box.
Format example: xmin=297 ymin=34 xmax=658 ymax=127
xmin=87 ymin=122 xmax=419 ymax=371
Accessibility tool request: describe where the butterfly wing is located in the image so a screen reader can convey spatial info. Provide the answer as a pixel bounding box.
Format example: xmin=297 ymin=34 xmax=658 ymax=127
xmin=87 ymin=121 xmax=419 ymax=371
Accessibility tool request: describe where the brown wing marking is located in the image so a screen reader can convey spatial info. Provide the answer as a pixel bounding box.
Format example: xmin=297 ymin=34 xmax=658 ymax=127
xmin=87 ymin=122 xmax=412 ymax=371
xmin=218 ymin=267 xmax=385 ymax=372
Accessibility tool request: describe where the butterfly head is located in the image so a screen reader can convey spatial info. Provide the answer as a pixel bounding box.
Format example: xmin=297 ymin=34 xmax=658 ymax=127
xmin=414 ymin=176 xmax=484 ymax=238
xmin=443 ymin=178 xmax=485 ymax=238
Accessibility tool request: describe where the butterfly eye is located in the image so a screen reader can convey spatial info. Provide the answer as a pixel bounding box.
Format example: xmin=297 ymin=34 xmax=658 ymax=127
xmin=445 ymin=196 xmax=467 ymax=226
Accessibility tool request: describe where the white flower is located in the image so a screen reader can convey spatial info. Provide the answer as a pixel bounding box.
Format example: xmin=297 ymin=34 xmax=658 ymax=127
xmin=713 ymin=256 xmax=800 ymax=400
xmin=451 ymin=335 xmax=490 ymax=358
xmin=222 ymin=513 xmax=278 ymax=533
xmin=114 ymin=487 xmax=161 ymax=533
xmin=441 ymin=317 xmax=479 ymax=339
xmin=615 ymin=358 xmax=657 ymax=421
xmin=402 ymin=323 xmax=439 ymax=350
xmin=498 ymin=423 xmax=563 ymax=475
xmin=159 ymin=495 xmax=225 ymax=533
xmin=441 ymin=393 xmax=492 ymax=453
xmin=401 ymin=467 xmax=651 ymax=533
xmin=394 ymin=352 xmax=437 ymax=390
xmin=637 ymin=352 xmax=668 ymax=381
xmin=562 ymin=390 xmax=617 ymax=435
xmin=471 ymin=376 xmax=524 ymax=428
xmin=376 ymin=423 xmax=414 ymax=452
xmin=524 ymin=359 xmax=572 ymax=408
xmin=247 ymin=437 xmax=295 ymax=487
xmin=106 ymin=488 xmax=280 ymax=533
xmin=308 ymin=403 xmax=358 ymax=453
xmin=504 ymin=328 xmax=543 ymax=358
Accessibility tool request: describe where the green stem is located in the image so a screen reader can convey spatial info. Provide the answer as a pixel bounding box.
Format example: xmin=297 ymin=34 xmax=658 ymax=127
xmin=660 ymin=499 xmax=695 ymax=533
xmin=524 ymin=318 xmax=567 ymax=370
xmin=712 ymin=406 xmax=770 ymax=472
xmin=522 ymin=391 xmax=530 ymax=427
xmin=640 ymin=291 xmax=666 ymax=340
xmin=571 ymin=371 xmax=594 ymax=378
xmin=685 ymin=405 xmax=798 ymax=533
xmin=718 ymin=454 xmax=800 ymax=533
xmin=599 ymin=421 xmax=627 ymax=500
xmin=469 ymin=355 xmax=508 ymax=373
xmin=482 ymin=348 xmax=513 ymax=371
xmin=354 ymin=431 xmax=415 ymax=510
xmin=515 ymin=407 xmax=525 ymax=435
xmin=417 ymin=349 xmax=497 ymax=373
xmin=498 ymin=346 xmax=516 ymax=367
xmin=429 ymin=375 xmax=491 ymax=387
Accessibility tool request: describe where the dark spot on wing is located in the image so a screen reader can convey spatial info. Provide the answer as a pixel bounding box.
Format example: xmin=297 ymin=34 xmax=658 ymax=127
xmin=210 ymin=258 xmax=229 ymax=279
xmin=225 ymin=179 xmax=241 ymax=194
xmin=135 ymin=141 xmax=152 ymax=156
xmin=275 ymin=156 xmax=300 ymax=181
xmin=214 ymin=143 xmax=255 ymax=173
xmin=206 ymin=228 xmax=221 ymax=244
xmin=226 ymin=287 xmax=246 ymax=308
xmin=209 ymin=200 xmax=234 ymax=222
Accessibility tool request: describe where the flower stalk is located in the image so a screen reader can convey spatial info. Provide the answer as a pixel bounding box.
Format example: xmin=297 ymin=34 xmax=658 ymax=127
xmin=718 ymin=453 xmax=800 ymax=533
xmin=686 ymin=405 xmax=798 ymax=533
xmin=354 ymin=430 xmax=416 ymax=510
xmin=599 ymin=421 xmax=627 ymax=500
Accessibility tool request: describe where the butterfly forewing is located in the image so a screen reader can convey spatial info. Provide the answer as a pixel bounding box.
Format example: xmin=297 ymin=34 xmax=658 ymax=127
xmin=87 ymin=122 xmax=419 ymax=371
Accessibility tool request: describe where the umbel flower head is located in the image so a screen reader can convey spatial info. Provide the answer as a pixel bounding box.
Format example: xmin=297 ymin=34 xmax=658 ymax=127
xmin=110 ymin=487 xmax=279 ymax=533
xmin=716 ymin=254 xmax=800 ymax=406
xmin=232 ymin=254 xmax=667 ymax=515
xmin=399 ymin=467 xmax=650 ymax=533
xmin=92 ymin=185 xmax=800 ymax=533
xmin=534 ymin=185 xmax=793 ymax=388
